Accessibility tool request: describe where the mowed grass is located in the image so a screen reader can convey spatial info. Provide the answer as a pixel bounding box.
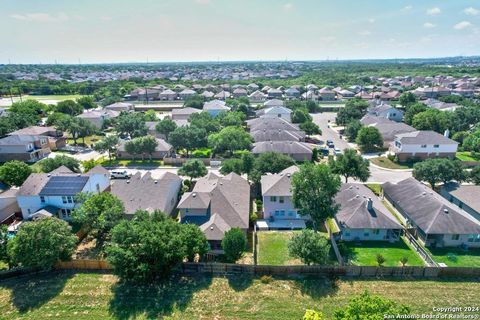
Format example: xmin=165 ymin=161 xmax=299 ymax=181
xmin=456 ymin=151 xmax=480 ymax=162
xmin=26 ymin=94 xmax=86 ymax=101
xmin=340 ymin=238 xmax=424 ymax=266
xmin=1 ymin=271 xmax=480 ymax=320
xmin=369 ymin=157 xmax=413 ymax=169
xmin=257 ymin=231 xmax=301 ymax=265
xmin=426 ymin=247 xmax=480 ymax=267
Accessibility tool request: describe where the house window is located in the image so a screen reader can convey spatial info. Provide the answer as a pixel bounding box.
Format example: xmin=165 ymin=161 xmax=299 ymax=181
xmin=40 ymin=196 xmax=45 ymax=203
xmin=451 ymin=234 xmax=460 ymax=241
xmin=364 ymin=229 xmax=370 ymax=237
xmin=475 ymin=235 xmax=480 ymax=243
xmin=344 ymin=231 xmax=350 ymax=237
xmin=468 ymin=234 xmax=475 ymax=242
xmin=288 ymin=210 xmax=295 ymax=217
xmin=270 ymin=196 xmax=277 ymax=202
xmin=279 ymin=196 xmax=284 ymax=204
xmin=60 ymin=209 xmax=73 ymax=219
xmin=62 ymin=196 xmax=67 ymax=204
xmin=421 ymin=144 xmax=427 ymax=148
xmin=62 ymin=196 xmax=74 ymax=204
xmin=96 ymin=183 xmax=100 ymax=192
xmin=280 ymin=210 xmax=285 ymax=216
xmin=433 ymin=144 xmax=439 ymax=148
xmin=372 ymin=229 xmax=380 ymax=235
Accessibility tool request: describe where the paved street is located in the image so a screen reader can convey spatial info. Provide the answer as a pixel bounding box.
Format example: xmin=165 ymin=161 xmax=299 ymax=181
xmin=310 ymin=112 xmax=353 ymax=151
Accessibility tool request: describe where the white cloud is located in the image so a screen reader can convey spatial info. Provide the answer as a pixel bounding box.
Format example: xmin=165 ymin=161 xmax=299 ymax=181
xmin=464 ymin=7 xmax=479 ymax=16
xmin=426 ymin=7 xmax=441 ymax=16
xmin=10 ymin=12 xmax=69 ymax=22
xmin=454 ymin=21 xmax=473 ymax=30
xmin=357 ymin=31 xmax=372 ymax=36
xmin=368 ymin=18 xmax=375 ymax=23
xmin=423 ymin=22 xmax=436 ymax=28
xmin=283 ymin=3 xmax=294 ymax=11
xmin=194 ymin=0 xmax=211 ymax=5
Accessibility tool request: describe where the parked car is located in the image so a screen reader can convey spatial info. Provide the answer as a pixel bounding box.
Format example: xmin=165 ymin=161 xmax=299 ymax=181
xmin=110 ymin=170 xmax=131 ymax=179
xmin=318 ymin=148 xmax=330 ymax=156
xmin=334 ymin=148 xmax=342 ymax=156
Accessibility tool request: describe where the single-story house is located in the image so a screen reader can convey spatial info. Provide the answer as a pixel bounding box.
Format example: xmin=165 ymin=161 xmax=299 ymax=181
xmin=252 ymin=141 xmax=312 ymax=161
xmin=159 ymin=89 xmax=178 ymax=101
xmin=263 ymin=99 xmax=284 ymax=108
xmin=104 ymin=102 xmax=134 ymax=112
xmin=0 ymin=187 xmax=20 ymax=224
xmin=441 ymin=183 xmax=480 ymax=222
xmin=116 ymin=137 xmax=173 ymax=159
xmin=250 ymin=128 xmax=304 ymax=142
xmin=255 ymin=106 xmax=292 ymax=122
xmin=383 ymin=178 xmax=480 ymax=248
xmin=360 ymin=116 xmax=416 ymax=148
xmin=203 ymin=99 xmax=230 ymax=117
xmin=334 ymin=183 xmax=402 ymax=241
xmin=77 ymin=109 xmax=120 ymax=129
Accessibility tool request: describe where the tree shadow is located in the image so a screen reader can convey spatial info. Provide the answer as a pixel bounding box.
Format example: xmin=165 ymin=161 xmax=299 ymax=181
xmin=289 ymin=275 xmax=340 ymax=299
xmin=226 ymin=274 xmax=254 ymax=291
xmin=0 ymin=270 xmax=73 ymax=313
xmin=108 ymin=274 xmax=213 ymax=320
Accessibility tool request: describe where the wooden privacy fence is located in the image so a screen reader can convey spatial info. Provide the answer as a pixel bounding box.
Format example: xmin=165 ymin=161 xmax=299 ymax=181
xmin=53 ymin=260 xmax=480 ymax=278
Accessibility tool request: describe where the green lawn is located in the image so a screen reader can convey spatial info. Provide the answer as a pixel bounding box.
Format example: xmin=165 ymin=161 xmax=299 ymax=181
xmin=339 ymin=238 xmax=424 ymax=266
xmin=425 ymin=247 xmax=480 ymax=267
xmin=369 ymin=157 xmax=413 ymax=169
xmin=365 ymin=183 xmax=382 ymax=196
xmin=0 ymin=271 xmax=479 ymax=319
xmin=66 ymin=134 xmax=104 ymax=147
xmin=25 ymin=94 xmax=86 ymax=101
xmin=257 ymin=231 xmax=301 ymax=265
xmin=456 ymin=151 xmax=480 ymax=162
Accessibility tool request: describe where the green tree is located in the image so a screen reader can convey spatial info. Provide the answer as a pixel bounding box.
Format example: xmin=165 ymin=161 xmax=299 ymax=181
xmin=189 ymin=112 xmax=221 ymax=133
xmin=124 ymin=138 xmax=143 ymax=160
xmin=178 ymin=159 xmax=208 ymax=182
xmin=300 ymin=121 xmax=321 ymax=135
xmin=333 ymin=291 xmax=410 ymax=320
xmin=208 ymin=126 xmax=253 ymax=156
xmin=292 ymin=108 xmax=312 ymax=124
xmin=470 ymin=166 xmax=480 ymax=185
xmin=218 ymin=111 xmax=246 ymax=127
xmin=56 ymin=100 xmax=83 ymax=116
xmin=413 ymin=158 xmax=466 ymax=189
xmin=336 ymin=98 xmax=368 ymax=126
xmin=7 ymin=218 xmax=77 ymax=269
xmin=306 ymin=100 xmax=318 ymax=113
xmin=329 ymin=149 xmax=370 ymax=183
xmin=93 ymin=135 xmax=119 ymax=162
xmin=356 ymin=126 xmax=383 ymax=152
xmin=169 ymin=125 xmax=208 ymax=156
xmin=181 ymin=224 xmax=209 ymax=262
xmin=399 ymin=92 xmax=417 ymax=107
xmin=344 ymin=120 xmax=362 ymax=141
xmin=463 ymin=129 xmax=480 ymax=153
xmin=106 ymin=210 xmax=186 ymax=282
xmin=404 ymin=103 xmax=427 ymax=125
xmin=292 ymin=163 xmax=341 ymax=228
xmin=155 ymin=118 xmax=177 ymax=139
xmin=72 ymin=192 xmax=125 ymax=239
xmin=38 ymin=155 xmax=81 ymax=173
xmin=115 ymin=112 xmax=147 ymax=138
xmin=412 ymin=109 xmax=451 ymax=134
xmin=76 ymin=96 xmax=97 ymax=110
xmin=76 ymin=118 xmax=97 ymax=146
xmin=220 ymin=158 xmax=244 ymax=175
xmin=288 ymin=229 xmax=331 ymax=265
xmin=140 ymin=135 xmax=158 ymax=160
xmin=0 ymin=160 xmax=32 ymax=186
xmin=241 ymin=152 xmax=255 ymax=174
xmin=144 ymin=109 xmax=157 ymax=121
xmin=0 ymin=225 xmax=11 ymax=268
xmin=376 ymin=254 xmax=386 ymax=266
xmin=249 ymin=152 xmax=296 ymax=183
xmin=303 ymin=310 xmax=324 ymax=320
xmin=221 ymin=227 xmax=247 ymax=263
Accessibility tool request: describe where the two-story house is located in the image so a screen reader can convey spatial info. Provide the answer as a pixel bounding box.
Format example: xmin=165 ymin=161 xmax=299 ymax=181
xmin=16 ymin=165 xmax=110 ymax=220
xmin=367 ymin=102 xmax=404 ymax=122
xmin=257 ymin=166 xmax=307 ymax=230
xmin=203 ymin=100 xmax=231 ymax=117
xmin=0 ymin=135 xmax=51 ymax=162
xmin=390 ymin=130 xmax=458 ymax=162
xmin=177 ymin=172 xmax=250 ymax=251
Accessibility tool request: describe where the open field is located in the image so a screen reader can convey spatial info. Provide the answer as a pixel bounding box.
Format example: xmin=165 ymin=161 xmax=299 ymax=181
xmin=426 ymin=247 xmax=480 ymax=267
xmin=0 ymin=95 xmax=86 ymax=107
xmin=369 ymin=157 xmax=413 ymax=170
xmin=339 ymin=238 xmax=424 ymax=266
xmin=1 ymin=271 xmax=480 ymax=319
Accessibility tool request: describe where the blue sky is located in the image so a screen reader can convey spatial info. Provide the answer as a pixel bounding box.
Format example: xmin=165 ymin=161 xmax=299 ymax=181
xmin=0 ymin=0 xmax=479 ymax=63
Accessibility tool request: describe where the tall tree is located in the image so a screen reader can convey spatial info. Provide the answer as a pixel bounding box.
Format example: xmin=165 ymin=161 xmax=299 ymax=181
xmin=124 ymin=138 xmax=143 ymax=160
xmin=299 ymin=121 xmax=321 ymax=135
xmin=249 ymin=152 xmax=296 ymax=183
xmin=292 ymin=163 xmax=341 ymax=228
xmin=356 ymin=126 xmax=383 ymax=152
xmin=93 ymin=135 xmax=119 ymax=162
xmin=56 ymin=100 xmax=83 ymax=116
xmin=178 ymin=159 xmax=208 ymax=182
xmin=140 ymin=135 xmax=159 ymax=160
xmin=221 ymin=227 xmax=247 ymax=263
xmin=38 ymin=155 xmax=81 ymax=173
xmin=330 ymin=149 xmax=370 ymax=183
xmin=412 ymin=109 xmax=451 ymax=134
xmin=399 ymin=92 xmax=417 ymax=107
xmin=115 ymin=112 xmax=147 ymax=138
xmin=0 ymin=160 xmax=32 ymax=187
xmin=413 ymin=158 xmax=466 ymax=189
xmin=288 ymin=229 xmax=331 ymax=265
xmin=189 ymin=112 xmax=221 ymax=133
xmin=7 ymin=218 xmax=77 ymax=269
xmin=403 ymin=103 xmax=427 ymax=125
xmin=181 ymin=224 xmax=209 ymax=262
xmin=169 ymin=126 xmax=208 ymax=156
xmin=155 ymin=118 xmax=177 ymax=139
xmin=292 ymin=108 xmax=312 ymax=124
xmin=208 ymin=126 xmax=253 ymax=156
xmin=76 ymin=96 xmax=97 ymax=110
xmin=344 ymin=120 xmax=362 ymax=141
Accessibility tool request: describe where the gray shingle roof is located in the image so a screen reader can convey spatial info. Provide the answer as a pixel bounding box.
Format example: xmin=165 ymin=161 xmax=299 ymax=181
xmin=395 ymin=131 xmax=458 ymax=145
xmin=252 ymin=141 xmax=313 ymax=155
xmin=382 ymin=178 xmax=480 ymax=235
xmin=247 ymin=117 xmax=300 ymax=132
xmin=443 ymin=183 xmax=480 ymax=214
xmin=250 ymin=129 xmax=303 ymax=142
xmin=361 ymin=116 xmax=416 ymax=142
xmin=334 ymin=183 xmax=402 ymax=230
xmin=261 ymin=166 xmax=299 ymax=196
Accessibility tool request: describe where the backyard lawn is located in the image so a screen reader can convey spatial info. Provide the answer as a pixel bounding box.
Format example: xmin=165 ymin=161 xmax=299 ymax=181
xmin=369 ymin=157 xmax=413 ymax=170
xmin=456 ymin=151 xmax=480 ymax=162
xmin=339 ymin=238 xmax=424 ymax=266
xmin=257 ymin=231 xmax=301 ymax=265
xmin=426 ymin=247 xmax=480 ymax=267
xmin=0 ymin=271 xmax=479 ymax=320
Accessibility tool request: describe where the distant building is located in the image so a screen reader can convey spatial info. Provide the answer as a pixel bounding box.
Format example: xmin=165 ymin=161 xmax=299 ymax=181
xmin=104 ymin=102 xmax=134 ymax=112
xmin=255 ymin=106 xmax=292 ymax=122
xmin=77 ymin=109 xmax=120 ymax=129
xmin=367 ymin=102 xmax=404 ymax=122
xmin=203 ymin=99 xmax=230 ymax=117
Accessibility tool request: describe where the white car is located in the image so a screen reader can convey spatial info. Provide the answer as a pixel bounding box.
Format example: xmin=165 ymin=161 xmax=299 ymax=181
xmin=110 ymin=170 xmax=130 ymax=179
xmin=334 ymin=148 xmax=342 ymax=156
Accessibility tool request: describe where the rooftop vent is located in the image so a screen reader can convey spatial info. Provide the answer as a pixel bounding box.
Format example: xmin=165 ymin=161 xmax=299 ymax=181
xmin=154 ymin=180 xmax=158 ymax=184
xmin=444 ymin=209 xmax=449 ymax=214
xmin=287 ymin=173 xmax=291 ymax=178
xmin=126 ymin=180 xmax=130 ymax=184
xmin=192 ymin=193 xmax=197 ymax=198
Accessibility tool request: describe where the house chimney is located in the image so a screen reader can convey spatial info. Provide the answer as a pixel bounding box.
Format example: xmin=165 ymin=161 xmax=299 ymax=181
xmin=367 ymin=197 xmax=373 ymax=211
xmin=444 ymin=129 xmax=450 ymax=138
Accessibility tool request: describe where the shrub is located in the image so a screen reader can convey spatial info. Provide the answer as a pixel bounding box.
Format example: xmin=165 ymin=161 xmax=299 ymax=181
xmin=191 ymin=148 xmax=212 ymax=158
xmin=376 ymin=254 xmax=386 ymax=266
xmin=260 ymin=275 xmax=273 ymax=284
xmin=400 ymin=256 xmax=408 ymax=267
xmin=221 ymin=227 xmax=247 ymax=263
xmin=446 ymin=253 xmax=458 ymax=262
xmin=387 ymin=154 xmax=395 ymax=162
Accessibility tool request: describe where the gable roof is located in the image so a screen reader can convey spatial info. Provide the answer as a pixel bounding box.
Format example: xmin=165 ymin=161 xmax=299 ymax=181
xmin=261 ymin=166 xmax=299 ymax=196
xmin=39 ymin=175 xmax=89 ymax=196
xmin=442 ymin=183 xmax=480 ymax=215
xmin=247 ymin=117 xmax=300 ymax=132
xmin=250 ymin=129 xmax=304 ymax=142
xmin=203 ymin=99 xmax=230 ymax=111
xmin=382 ymin=178 xmax=480 ymax=235
xmin=263 ymin=99 xmax=284 ymax=107
xmin=252 ymin=141 xmax=313 ymax=155
xmin=361 ymin=116 xmax=416 ymax=142
xmin=334 ymin=183 xmax=402 ymax=230
xmin=394 ymin=131 xmax=458 ymax=145
xmin=171 ymin=107 xmax=202 ymax=117
xmin=9 ymin=126 xmax=57 ymax=136
xmin=256 ymin=106 xmax=292 ymax=117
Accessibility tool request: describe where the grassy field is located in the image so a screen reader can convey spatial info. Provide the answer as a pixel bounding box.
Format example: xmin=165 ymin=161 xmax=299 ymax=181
xmin=26 ymin=94 xmax=85 ymax=101
xmin=426 ymin=247 xmax=480 ymax=267
xmin=1 ymin=271 xmax=479 ymax=319
xmin=257 ymin=231 xmax=301 ymax=265
xmin=456 ymin=151 xmax=480 ymax=162
xmin=339 ymin=238 xmax=424 ymax=266
xmin=369 ymin=157 xmax=413 ymax=170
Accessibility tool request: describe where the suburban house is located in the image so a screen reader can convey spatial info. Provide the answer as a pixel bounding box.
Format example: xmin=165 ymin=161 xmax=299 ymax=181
xmin=178 ymin=89 xmax=196 ymax=100
xmin=248 ymin=90 xmax=267 ymax=102
xmin=0 ymin=185 xmax=20 ymax=224
xmin=104 ymin=102 xmax=134 ymax=112
xmin=424 ymin=98 xmax=461 ymax=112
xmin=214 ymin=91 xmax=231 ymax=100
xmin=390 ymin=130 xmax=458 ymax=161
xmin=285 ymin=87 xmax=300 ymax=99
xmin=203 ymin=99 xmax=231 ymax=117
xmin=252 ymin=141 xmax=313 ymax=161
xmin=337 ymin=89 xmax=355 ymax=99
xmin=360 ymin=116 xmax=416 ymax=148
xmin=333 ymin=183 xmax=402 ymax=242
xmin=255 ymin=106 xmax=292 ymax=122
xmin=267 ymin=88 xmax=283 ymax=99
xmin=9 ymin=126 xmax=66 ymax=150
xmin=159 ymin=89 xmax=178 ymax=101
xmin=441 ymin=183 xmax=480 ymax=222
xmin=233 ymin=88 xmax=248 ymax=97
xmin=16 ymin=165 xmax=110 ymax=220
xmin=247 ymin=117 xmax=300 ymax=132
xmin=257 ymin=166 xmax=306 ymax=230
xmin=77 ymin=109 xmax=120 ymax=129
xmin=177 ymin=172 xmax=250 ymax=251
xmin=171 ymin=107 xmax=202 ymax=127
xmin=263 ymin=99 xmax=284 ymax=108
xmin=250 ymin=129 xmax=304 ymax=142
xmin=383 ymin=178 xmax=480 ymax=248
xmin=116 ymin=137 xmax=173 ymax=159
xmin=319 ymin=87 xmax=336 ymax=101
xmin=367 ymin=103 xmax=404 ymax=122
xmin=111 ymin=171 xmax=182 ymax=216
